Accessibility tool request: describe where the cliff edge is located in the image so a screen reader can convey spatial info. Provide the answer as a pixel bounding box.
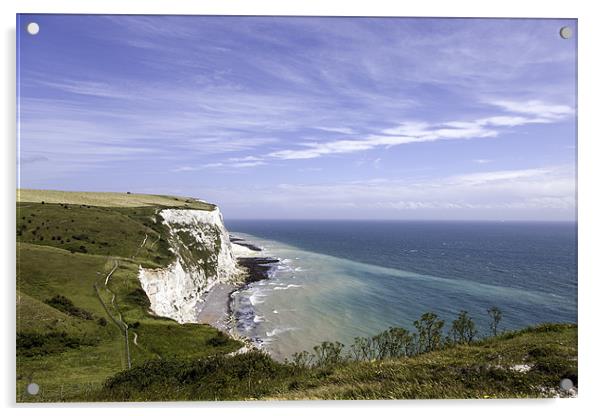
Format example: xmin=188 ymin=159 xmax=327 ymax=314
xmin=138 ymin=207 xmax=244 ymax=323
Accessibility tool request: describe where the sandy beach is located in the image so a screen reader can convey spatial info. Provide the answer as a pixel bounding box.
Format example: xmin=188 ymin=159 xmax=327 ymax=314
xmin=196 ymin=282 xmax=237 ymax=333
xmin=196 ymin=240 xmax=278 ymax=337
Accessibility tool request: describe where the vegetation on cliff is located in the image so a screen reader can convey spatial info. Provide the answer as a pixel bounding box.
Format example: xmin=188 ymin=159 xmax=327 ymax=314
xmin=16 ymin=190 xmax=577 ymax=402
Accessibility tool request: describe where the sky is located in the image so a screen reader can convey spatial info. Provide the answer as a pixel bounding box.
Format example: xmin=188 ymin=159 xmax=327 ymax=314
xmin=17 ymin=15 xmax=577 ymax=220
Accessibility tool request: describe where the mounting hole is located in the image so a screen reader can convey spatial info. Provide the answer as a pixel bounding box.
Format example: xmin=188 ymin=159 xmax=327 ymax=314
xmin=26 ymin=382 xmax=39 ymax=395
xmin=559 ymin=378 xmax=574 ymax=391
xmin=559 ymin=26 xmax=572 ymax=39
xmin=26 ymin=22 xmax=40 ymax=35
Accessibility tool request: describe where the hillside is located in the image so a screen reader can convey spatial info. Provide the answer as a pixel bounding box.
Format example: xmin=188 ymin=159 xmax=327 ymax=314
xmin=16 ymin=189 xmax=577 ymax=402
xmin=86 ymin=323 xmax=577 ymax=401
xmin=16 ymin=189 xmax=242 ymax=402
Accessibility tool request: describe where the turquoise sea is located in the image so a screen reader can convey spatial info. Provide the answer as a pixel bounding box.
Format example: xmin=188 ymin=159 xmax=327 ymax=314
xmin=226 ymin=220 xmax=577 ymax=360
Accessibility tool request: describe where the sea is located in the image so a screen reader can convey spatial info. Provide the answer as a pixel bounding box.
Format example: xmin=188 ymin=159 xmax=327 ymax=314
xmin=225 ymin=220 xmax=577 ymax=361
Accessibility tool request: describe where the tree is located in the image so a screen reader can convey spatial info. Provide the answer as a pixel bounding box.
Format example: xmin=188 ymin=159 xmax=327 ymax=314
xmin=414 ymin=312 xmax=444 ymax=353
xmin=487 ymin=307 xmax=503 ymax=336
xmin=291 ymin=350 xmax=313 ymax=368
xmin=449 ymin=310 xmax=477 ymax=344
xmin=349 ymin=336 xmax=374 ymax=361
xmin=312 ymin=341 xmax=345 ymax=367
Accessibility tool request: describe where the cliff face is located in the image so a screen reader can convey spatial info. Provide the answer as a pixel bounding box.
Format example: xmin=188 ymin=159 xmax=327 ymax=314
xmin=138 ymin=207 xmax=242 ymax=323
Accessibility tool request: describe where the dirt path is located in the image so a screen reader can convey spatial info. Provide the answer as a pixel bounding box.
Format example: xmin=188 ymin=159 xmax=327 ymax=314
xmin=131 ymin=233 xmax=148 ymax=259
xmin=94 ymin=258 xmax=133 ymax=369
xmin=104 ymin=260 xmax=118 ymax=286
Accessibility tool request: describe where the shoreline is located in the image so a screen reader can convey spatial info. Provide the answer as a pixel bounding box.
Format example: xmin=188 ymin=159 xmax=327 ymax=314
xmin=196 ymin=234 xmax=279 ymax=353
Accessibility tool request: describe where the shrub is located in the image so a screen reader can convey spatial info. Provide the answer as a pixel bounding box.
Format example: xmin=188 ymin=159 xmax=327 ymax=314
xmin=449 ymin=310 xmax=477 ymax=344
xmin=125 ymin=288 xmax=151 ymax=309
xmin=414 ymin=312 xmax=445 ymax=353
xmin=206 ymin=332 xmax=229 ymax=347
xmin=291 ymin=351 xmax=313 ymax=368
xmin=17 ymin=331 xmax=96 ymax=357
xmin=312 ymin=341 xmax=345 ymax=367
xmin=45 ymin=295 xmax=94 ymax=320
xmin=349 ymin=336 xmax=375 ymax=361
xmin=488 ymin=307 xmax=503 ymax=336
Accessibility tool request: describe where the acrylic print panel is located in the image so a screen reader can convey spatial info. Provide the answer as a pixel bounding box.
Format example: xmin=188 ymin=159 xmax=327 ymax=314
xmin=16 ymin=14 xmax=577 ymax=402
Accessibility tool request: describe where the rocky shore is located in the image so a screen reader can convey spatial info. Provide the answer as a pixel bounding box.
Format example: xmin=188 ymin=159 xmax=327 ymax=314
xmin=197 ymin=235 xmax=279 ymax=347
xmin=236 ymin=257 xmax=279 ymax=283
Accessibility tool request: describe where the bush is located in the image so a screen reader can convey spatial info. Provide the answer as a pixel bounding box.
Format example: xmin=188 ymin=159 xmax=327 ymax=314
xmin=125 ymin=288 xmax=151 ymax=309
xmin=17 ymin=331 xmax=96 ymax=357
xmin=414 ymin=312 xmax=445 ymax=353
xmin=101 ymin=351 xmax=290 ymax=400
xmin=45 ymin=295 xmax=94 ymax=320
xmin=449 ymin=310 xmax=477 ymax=344
xmin=206 ymin=332 xmax=229 ymax=347
xmin=312 ymin=341 xmax=345 ymax=367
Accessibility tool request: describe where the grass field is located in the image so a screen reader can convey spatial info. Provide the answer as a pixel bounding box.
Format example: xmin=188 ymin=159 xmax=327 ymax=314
xmin=18 ymin=189 xmax=214 ymax=210
xmin=16 ymin=190 xmax=241 ymax=402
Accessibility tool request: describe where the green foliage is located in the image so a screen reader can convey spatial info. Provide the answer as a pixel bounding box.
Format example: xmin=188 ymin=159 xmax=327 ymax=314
xmin=488 ymin=306 xmax=503 ymax=336
xmin=17 ymin=331 xmax=98 ymax=357
xmin=414 ymin=312 xmax=445 ymax=353
xmin=206 ymin=331 xmax=230 ymax=347
xmin=312 ymin=341 xmax=345 ymax=367
xmin=92 ymin=351 xmax=295 ymax=401
xmin=45 ymin=295 xmax=94 ymax=320
xmin=124 ymin=288 xmax=151 ymax=310
xmin=16 ymin=194 xmax=241 ymax=402
xmin=291 ymin=351 xmax=313 ymax=368
xmin=449 ymin=310 xmax=477 ymax=344
xmin=349 ymin=336 xmax=376 ymax=361
xmin=82 ymin=323 xmax=577 ymax=401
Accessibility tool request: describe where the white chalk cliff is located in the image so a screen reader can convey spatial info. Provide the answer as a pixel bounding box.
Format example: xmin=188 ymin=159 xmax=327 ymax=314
xmin=138 ymin=207 xmax=243 ymax=323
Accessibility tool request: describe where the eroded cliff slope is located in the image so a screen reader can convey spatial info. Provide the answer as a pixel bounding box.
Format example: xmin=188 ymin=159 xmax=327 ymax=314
xmin=138 ymin=207 xmax=243 ymax=323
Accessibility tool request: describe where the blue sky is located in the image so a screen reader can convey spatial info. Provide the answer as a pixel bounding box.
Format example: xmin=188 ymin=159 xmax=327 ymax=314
xmin=17 ymin=15 xmax=576 ymax=220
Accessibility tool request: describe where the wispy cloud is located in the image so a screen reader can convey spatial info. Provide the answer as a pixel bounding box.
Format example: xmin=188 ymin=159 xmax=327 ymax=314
xmin=490 ymin=100 xmax=574 ymax=120
xmin=18 ymin=15 xmax=576 ymax=219
xmin=264 ymin=99 xmax=572 ymax=161
xmin=198 ymin=165 xmax=575 ymax=220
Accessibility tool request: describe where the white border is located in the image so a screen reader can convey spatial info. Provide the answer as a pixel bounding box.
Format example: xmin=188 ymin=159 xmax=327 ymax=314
xmin=2 ymin=1 xmax=601 ymax=415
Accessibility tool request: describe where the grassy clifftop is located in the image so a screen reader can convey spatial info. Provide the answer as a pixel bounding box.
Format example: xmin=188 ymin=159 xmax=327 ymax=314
xmin=18 ymin=189 xmax=214 ymax=210
xmin=16 ymin=189 xmax=578 ymax=402
xmin=87 ymin=323 xmax=577 ymax=401
xmin=16 ymin=190 xmax=240 ymax=402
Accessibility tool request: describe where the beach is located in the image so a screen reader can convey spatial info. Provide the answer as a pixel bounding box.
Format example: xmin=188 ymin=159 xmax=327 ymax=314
xmin=196 ymin=236 xmax=279 ymax=342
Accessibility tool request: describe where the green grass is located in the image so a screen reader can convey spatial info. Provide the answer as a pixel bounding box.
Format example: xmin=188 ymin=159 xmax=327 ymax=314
xmin=17 ymin=202 xmax=173 ymax=266
xmin=84 ymin=323 xmax=577 ymax=402
xmin=18 ymin=189 xmax=214 ymax=210
xmin=16 ymin=191 xmax=241 ymax=402
xmin=15 ymin=189 xmax=578 ymax=402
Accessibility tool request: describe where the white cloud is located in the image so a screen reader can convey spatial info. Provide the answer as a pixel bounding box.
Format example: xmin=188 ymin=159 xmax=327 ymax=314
xmin=490 ymin=100 xmax=574 ymax=120
xmin=315 ymin=126 xmax=356 ymax=135
xmin=264 ymin=99 xmax=573 ymax=161
xmin=447 ymin=168 xmax=551 ymax=186
xmin=203 ymin=165 xmax=575 ymax=220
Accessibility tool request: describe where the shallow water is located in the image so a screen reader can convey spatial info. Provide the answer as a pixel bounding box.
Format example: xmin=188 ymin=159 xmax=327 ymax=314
xmin=227 ymin=220 xmax=577 ymax=361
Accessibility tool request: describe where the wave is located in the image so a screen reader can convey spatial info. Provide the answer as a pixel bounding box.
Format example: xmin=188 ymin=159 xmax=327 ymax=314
xmin=266 ymin=327 xmax=295 ymax=337
xmin=273 ymin=284 xmax=303 ymax=291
